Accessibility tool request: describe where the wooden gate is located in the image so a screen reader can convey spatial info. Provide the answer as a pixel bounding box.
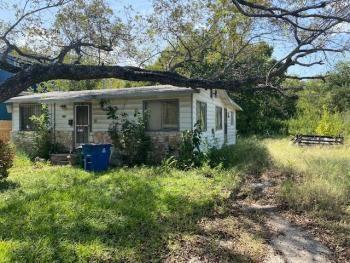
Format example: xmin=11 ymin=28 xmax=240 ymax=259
xmin=0 ymin=120 xmax=12 ymax=142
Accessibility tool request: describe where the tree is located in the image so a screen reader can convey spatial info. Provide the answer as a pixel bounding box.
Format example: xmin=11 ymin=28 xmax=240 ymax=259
xmin=288 ymin=61 xmax=350 ymax=135
xmin=0 ymin=0 xmax=349 ymax=102
xmin=152 ymin=25 xmax=296 ymax=135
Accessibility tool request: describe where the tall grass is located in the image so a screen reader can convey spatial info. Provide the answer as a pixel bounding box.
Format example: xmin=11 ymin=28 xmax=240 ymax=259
xmin=208 ymin=137 xmax=270 ymax=175
xmin=264 ymin=139 xmax=350 ymax=215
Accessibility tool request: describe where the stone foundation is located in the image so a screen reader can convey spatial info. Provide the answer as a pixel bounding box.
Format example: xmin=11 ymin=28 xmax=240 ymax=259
xmin=54 ymin=131 xmax=74 ymax=152
xmin=12 ymin=130 xmax=181 ymax=162
xmin=11 ymin=131 xmax=37 ymax=156
xmin=147 ymin=131 xmax=181 ymax=162
xmin=91 ymin=131 xmax=181 ymax=162
xmin=92 ymin=131 xmax=112 ymax=144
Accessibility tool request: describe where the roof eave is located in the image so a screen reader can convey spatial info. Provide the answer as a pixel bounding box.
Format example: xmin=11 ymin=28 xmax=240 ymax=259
xmin=5 ymin=88 xmax=198 ymax=104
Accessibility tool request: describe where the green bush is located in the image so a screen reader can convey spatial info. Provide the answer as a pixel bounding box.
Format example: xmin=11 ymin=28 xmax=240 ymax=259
xmin=315 ymin=107 xmax=344 ymax=136
xmin=0 ymin=140 xmax=14 ymax=179
xmin=103 ymin=102 xmax=151 ymax=166
xmin=30 ymin=104 xmax=52 ymax=159
xmin=177 ymin=123 xmax=206 ymax=169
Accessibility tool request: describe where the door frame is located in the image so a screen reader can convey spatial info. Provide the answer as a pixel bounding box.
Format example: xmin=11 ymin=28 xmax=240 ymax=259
xmin=74 ymin=103 xmax=91 ymax=146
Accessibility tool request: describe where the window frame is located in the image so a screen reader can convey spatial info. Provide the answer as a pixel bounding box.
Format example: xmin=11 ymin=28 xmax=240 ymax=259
xmin=215 ymin=106 xmax=223 ymax=131
xmin=143 ymin=99 xmax=180 ymax=131
xmin=196 ymin=100 xmax=207 ymax=132
xmin=19 ymin=103 xmax=42 ymax=131
xmin=231 ymin=111 xmax=235 ymax=126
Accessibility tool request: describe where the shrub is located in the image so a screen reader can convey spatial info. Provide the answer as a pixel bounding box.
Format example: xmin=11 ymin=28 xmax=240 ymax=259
xmin=30 ymin=104 xmax=52 ymax=159
xmin=103 ymin=102 xmax=151 ymax=166
xmin=0 ymin=140 xmax=14 ymax=179
xmin=177 ymin=123 xmax=206 ymax=169
xmin=315 ymin=107 xmax=344 ymax=136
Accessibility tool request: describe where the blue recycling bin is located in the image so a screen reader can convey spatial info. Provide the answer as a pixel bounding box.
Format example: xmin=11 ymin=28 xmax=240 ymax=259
xmin=82 ymin=144 xmax=111 ymax=172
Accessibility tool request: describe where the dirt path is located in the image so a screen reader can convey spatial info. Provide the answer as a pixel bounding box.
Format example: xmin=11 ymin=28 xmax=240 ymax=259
xmin=238 ymin=173 xmax=333 ymax=263
xmin=165 ymin=173 xmax=335 ymax=263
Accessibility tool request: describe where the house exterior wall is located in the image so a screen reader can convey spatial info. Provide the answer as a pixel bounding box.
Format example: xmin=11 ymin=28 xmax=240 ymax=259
xmin=10 ymin=89 xmax=238 ymax=156
xmin=11 ymin=94 xmax=192 ymax=153
xmin=192 ymin=89 xmax=237 ymax=148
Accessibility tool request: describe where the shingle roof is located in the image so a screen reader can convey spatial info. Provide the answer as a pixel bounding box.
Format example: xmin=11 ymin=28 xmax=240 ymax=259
xmin=6 ymin=85 xmax=198 ymax=103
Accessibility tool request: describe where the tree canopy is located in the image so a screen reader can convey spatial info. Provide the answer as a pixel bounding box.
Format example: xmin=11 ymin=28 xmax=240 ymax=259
xmin=0 ymin=0 xmax=349 ymax=102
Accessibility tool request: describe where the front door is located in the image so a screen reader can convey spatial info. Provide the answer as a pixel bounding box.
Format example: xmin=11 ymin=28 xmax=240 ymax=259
xmin=224 ymin=108 xmax=228 ymax=143
xmin=75 ymin=104 xmax=90 ymax=145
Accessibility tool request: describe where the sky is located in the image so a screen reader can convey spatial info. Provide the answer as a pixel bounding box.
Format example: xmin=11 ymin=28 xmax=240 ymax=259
xmin=0 ymin=0 xmax=348 ymax=77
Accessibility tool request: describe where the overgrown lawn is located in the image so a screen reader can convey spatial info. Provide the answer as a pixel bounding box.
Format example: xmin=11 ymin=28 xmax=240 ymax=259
xmin=0 ymin=154 xmax=241 ymax=262
xmin=264 ymin=139 xmax=350 ymax=253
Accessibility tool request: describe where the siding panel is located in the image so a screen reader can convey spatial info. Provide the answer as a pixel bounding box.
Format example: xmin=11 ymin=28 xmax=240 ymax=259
xmin=193 ymin=89 xmax=237 ymax=148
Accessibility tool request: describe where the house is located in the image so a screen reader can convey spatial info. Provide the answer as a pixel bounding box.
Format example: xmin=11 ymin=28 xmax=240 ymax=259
xmin=6 ymin=85 xmax=242 ymax=156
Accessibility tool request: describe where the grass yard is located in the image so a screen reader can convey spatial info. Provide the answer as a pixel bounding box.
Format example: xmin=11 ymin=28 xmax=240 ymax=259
xmin=0 ymin=138 xmax=349 ymax=262
xmin=0 ymin=153 xmax=242 ymax=262
xmin=263 ymin=139 xmax=350 ymax=256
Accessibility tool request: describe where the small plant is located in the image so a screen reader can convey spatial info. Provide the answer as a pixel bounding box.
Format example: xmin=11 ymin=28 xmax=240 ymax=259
xmin=0 ymin=140 xmax=14 ymax=179
xmin=158 ymin=156 xmax=178 ymax=174
xmin=30 ymin=104 xmax=52 ymax=159
xmin=177 ymin=123 xmax=206 ymax=169
xmin=102 ymin=101 xmax=152 ymax=166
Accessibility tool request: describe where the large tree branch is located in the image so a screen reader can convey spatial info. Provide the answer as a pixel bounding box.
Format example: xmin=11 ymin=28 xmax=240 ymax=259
xmin=0 ymin=64 xmax=261 ymax=102
xmin=0 ymin=60 xmax=21 ymax=73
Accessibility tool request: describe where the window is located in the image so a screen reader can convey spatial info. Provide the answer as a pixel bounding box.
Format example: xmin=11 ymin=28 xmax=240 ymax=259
xmin=231 ymin=111 xmax=235 ymax=126
xmin=19 ymin=104 xmax=42 ymax=131
xmin=144 ymin=100 xmax=179 ymax=131
xmin=196 ymin=101 xmax=207 ymax=131
xmin=215 ymin=106 xmax=222 ymax=130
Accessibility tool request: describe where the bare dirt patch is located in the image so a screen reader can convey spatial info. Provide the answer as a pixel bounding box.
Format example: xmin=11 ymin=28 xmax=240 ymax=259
xmin=239 ymin=171 xmax=335 ymax=262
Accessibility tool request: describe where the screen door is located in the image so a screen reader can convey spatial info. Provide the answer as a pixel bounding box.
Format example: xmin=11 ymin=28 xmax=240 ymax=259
xmin=75 ymin=104 xmax=90 ymax=145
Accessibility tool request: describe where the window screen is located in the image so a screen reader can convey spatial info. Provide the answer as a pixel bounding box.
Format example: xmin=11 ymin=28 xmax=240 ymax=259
xmin=215 ymin=106 xmax=223 ymax=130
xmin=144 ymin=100 xmax=179 ymax=131
xmin=19 ymin=104 xmax=42 ymax=131
xmin=196 ymin=101 xmax=207 ymax=131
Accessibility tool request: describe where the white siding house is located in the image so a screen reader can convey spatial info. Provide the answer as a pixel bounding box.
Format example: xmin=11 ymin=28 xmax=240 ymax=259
xmin=6 ymin=85 xmax=241 ymax=156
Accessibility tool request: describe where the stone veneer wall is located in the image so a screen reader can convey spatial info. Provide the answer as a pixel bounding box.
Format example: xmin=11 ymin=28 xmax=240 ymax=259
xmin=54 ymin=131 xmax=74 ymax=152
xmin=92 ymin=131 xmax=181 ymax=163
xmin=147 ymin=131 xmax=181 ymax=162
xmin=12 ymin=131 xmax=74 ymax=153
xmin=12 ymin=130 xmax=181 ymax=162
xmin=11 ymin=131 xmax=37 ymax=156
xmin=92 ymin=131 xmax=112 ymax=144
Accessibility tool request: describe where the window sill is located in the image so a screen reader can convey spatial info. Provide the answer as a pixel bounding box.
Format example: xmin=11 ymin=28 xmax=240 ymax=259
xmin=146 ymin=130 xmax=180 ymax=132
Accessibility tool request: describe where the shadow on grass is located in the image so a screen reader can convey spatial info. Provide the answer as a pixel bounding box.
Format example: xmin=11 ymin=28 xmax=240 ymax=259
xmin=0 ymin=180 xmax=19 ymax=193
xmin=165 ymin=199 xmax=271 ymax=262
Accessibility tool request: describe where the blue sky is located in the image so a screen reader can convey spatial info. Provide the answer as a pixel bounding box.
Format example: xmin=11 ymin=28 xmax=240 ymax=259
xmin=1 ymin=0 xmax=348 ymax=76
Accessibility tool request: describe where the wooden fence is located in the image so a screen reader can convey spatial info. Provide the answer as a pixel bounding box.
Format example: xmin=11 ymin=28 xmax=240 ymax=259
xmin=292 ymin=134 xmax=344 ymax=145
xmin=0 ymin=120 xmax=12 ymax=142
